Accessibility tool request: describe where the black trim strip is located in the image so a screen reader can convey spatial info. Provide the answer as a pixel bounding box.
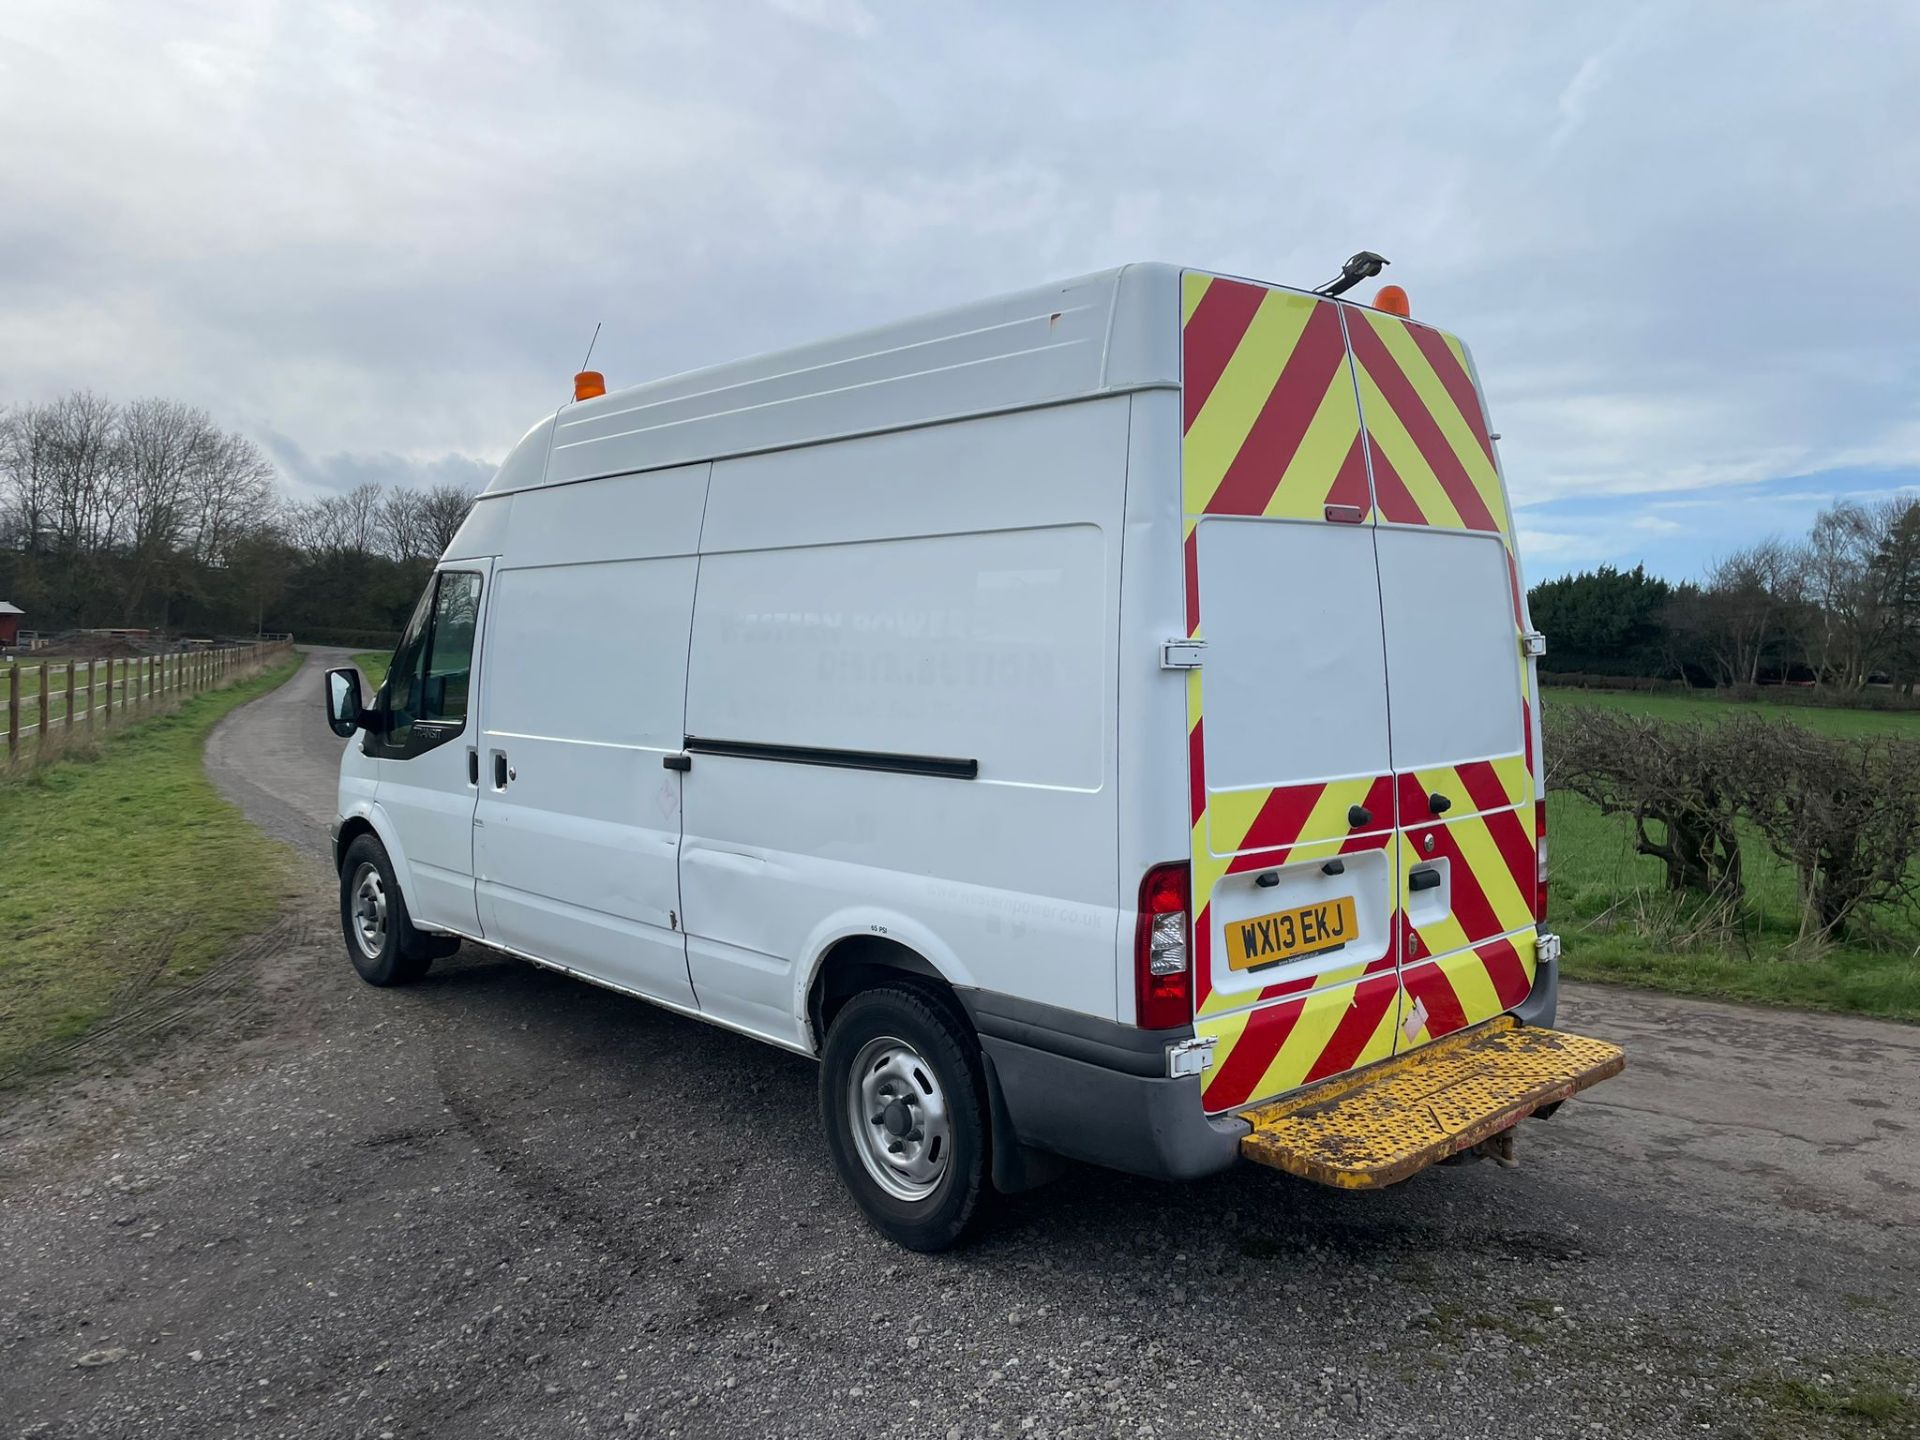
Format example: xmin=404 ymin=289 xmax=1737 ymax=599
xmin=683 ymin=736 xmax=978 ymax=780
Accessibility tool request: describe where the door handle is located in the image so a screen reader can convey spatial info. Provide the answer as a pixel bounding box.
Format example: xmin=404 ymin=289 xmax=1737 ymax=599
xmin=493 ymin=751 xmax=509 ymax=788
xmin=662 ymin=753 xmax=692 ymax=772
xmin=467 ymin=748 xmax=479 ymax=786
xmin=1409 ymin=867 xmax=1443 ymax=893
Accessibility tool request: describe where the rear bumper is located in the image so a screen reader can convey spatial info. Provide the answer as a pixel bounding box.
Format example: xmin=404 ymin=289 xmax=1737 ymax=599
xmin=957 ymin=990 xmax=1247 ymax=1184
xmin=957 ymin=937 xmax=1562 ymax=1188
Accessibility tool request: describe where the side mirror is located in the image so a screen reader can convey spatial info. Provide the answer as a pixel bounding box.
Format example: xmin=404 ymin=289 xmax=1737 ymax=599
xmin=324 ymin=667 xmax=367 ymax=738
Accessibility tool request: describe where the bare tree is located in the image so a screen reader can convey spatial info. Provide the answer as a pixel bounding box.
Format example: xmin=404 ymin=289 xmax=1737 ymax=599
xmin=185 ymin=428 xmax=276 ymax=567
xmin=42 ymin=391 xmax=123 ymax=555
xmin=0 ymin=402 xmax=59 ymax=552
xmin=288 ymin=481 xmax=385 ymax=559
xmin=379 ymin=486 xmax=429 ymax=560
xmin=417 ymin=482 xmax=477 ymax=557
xmin=117 ymin=398 xmax=210 ymax=616
xmin=1799 ymin=500 xmax=1899 ymax=689
xmin=1869 ymin=497 xmax=1920 ymax=695
xmin=1698 ymin=539 xmax=1803 ymax=687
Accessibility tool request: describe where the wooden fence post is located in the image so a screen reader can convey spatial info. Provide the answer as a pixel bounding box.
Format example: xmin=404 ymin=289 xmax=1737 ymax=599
xmin=6 ymin=664 xmax=16 ymax=759
xmin=104 ymin=658 xmax=115 ymax=724
xmin=86 ymin=660 xmax=96 ymax=728
xmin=64 ymin=661 xmax=75 ymax=732
xmin=37 ymin=661 xmax=49 ymax=746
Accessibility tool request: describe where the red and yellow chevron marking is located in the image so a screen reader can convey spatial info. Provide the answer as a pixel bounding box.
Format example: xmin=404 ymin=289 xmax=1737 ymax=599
xmin=1181 ymin=272 xmax=1546 ymax=1112
xmin=1344 ymin=308 xmax=1507 ymax=535
xmin=1397 ymin=931 xmax=1537 ymax=1048
xmin=1182 ymin=274 xmax=1369 ymax=521
xmin=1397 ymin=803 xmax=1537 ymax=965
xmin=1395 ymin=755 xmax=1531 ymax=827
xmin=1202 ymin=962 xmax=1400 ymax=1113
xmin=1196 ymin=811 xmax=1393 ymax=1023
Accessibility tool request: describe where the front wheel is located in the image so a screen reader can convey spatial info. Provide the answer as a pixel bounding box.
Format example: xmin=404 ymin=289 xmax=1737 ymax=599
xmin=339 ymin=834 xmax=450 ymax=986
xmin=820 ymin=984 xmax=991 ymax=1252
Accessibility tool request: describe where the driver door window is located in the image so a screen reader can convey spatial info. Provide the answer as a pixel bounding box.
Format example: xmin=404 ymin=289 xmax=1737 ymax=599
xmin=372 ymin=570 xmax=483 ymax=757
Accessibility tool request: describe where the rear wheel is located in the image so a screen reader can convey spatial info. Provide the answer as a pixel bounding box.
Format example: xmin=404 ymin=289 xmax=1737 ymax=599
xmin=339 ymin=834 xmax=452 ymax=986
xmin=820 ymin=984 xmax=991 ymax=1252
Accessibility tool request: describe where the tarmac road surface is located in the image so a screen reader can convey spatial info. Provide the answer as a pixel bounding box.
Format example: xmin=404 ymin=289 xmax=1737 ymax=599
xmin=1 ymin=649 xmax=1915 ymax=1439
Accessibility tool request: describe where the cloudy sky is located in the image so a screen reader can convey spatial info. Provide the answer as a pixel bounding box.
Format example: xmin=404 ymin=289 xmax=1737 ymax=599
xmin=4 ymin=0 xmax=1917 ymax=579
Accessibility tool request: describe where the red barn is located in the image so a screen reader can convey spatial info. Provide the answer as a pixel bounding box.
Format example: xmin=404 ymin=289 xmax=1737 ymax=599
xmin=0 ymin=601 xmax=21 ymax=648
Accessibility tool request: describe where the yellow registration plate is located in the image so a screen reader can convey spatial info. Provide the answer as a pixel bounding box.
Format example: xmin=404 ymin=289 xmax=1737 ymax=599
xmin=1227 ymin=896 xmax=1358 ymax=972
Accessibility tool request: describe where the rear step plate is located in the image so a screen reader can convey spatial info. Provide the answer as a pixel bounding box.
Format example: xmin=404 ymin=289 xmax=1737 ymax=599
xmin=1238 ymin=1018 xmax=1624 ymax=1189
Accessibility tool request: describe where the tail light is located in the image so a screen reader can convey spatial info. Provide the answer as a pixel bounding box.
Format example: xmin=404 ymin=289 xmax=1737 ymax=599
xmin=1535 ymin=798 xmax=1549 ymax=923
xmin=1134 ymin=862 xmax=1192 ymax=1029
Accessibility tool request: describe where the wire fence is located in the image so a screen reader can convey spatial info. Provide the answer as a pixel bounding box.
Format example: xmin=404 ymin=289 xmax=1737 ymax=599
xmin=3 ymin=642 xmax=296 ymax=760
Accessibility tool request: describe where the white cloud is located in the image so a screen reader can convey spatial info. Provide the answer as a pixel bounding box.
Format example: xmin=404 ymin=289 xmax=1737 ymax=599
xmin=0 ymin=0 xmax=1916 ymax=517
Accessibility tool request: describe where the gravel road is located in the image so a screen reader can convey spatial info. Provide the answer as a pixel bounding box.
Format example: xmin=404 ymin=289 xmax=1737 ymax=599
xmin=2 ymin=650 xmax=1916 ymax=1439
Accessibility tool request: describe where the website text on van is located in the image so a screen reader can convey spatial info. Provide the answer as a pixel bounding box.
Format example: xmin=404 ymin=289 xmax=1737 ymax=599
xmin=322 ymin=263 xmax=1624 ymax=1251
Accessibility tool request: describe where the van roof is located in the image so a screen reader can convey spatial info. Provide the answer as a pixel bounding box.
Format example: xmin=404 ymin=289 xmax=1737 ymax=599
xmin=487 ymin=263 xmax=1216 ymax=494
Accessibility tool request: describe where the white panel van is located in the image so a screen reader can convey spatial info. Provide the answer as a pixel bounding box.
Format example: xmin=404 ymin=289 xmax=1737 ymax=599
xmin=325 ymin=263 xmax=1622 ymax=1250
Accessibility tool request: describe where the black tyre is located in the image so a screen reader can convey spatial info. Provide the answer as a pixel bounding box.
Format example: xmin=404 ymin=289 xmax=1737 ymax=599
xmin=820 ymin=983 xmax=991 ymax=1252
xmin=338 ymin=834 xmax=450 ymax=986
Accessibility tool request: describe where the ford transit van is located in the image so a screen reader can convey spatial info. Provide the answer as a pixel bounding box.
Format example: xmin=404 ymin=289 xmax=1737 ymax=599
xmin=324 ymin=264 xmax=1622 ymax=1250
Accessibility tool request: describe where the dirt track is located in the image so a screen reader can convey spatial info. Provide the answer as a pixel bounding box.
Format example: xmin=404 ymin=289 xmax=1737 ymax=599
xmin=1 ymin=650 xmax=1916 ymax=1438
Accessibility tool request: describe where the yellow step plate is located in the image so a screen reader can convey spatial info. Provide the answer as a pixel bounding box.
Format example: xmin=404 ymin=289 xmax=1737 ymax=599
xmin=1238 ymin=1018 xmax=1625 ymax=1189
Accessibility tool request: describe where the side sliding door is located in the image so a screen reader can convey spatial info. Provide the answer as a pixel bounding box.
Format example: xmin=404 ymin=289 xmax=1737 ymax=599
xmin=470 ymin=465 xmax=709 ymax=1008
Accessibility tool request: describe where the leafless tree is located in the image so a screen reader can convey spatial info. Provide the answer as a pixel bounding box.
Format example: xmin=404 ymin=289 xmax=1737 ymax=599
xmin=1698 ymin=538 xmax=1803 ymax=686
xmin=0 ymin=401 xmax=58 ymax=552
xmin=379 ymin=486 xmax=429 ymax=560
xmin=1800 ymin=500 xmax=1896 ymax=689
xmin=42 ymin=391 xmax=123 ymax=555
xmin=417 ymin=482 xmax=477 ymax=557
xmin=185 ymin=428 xmax=276 ymax=567
xmin=117 ymin=398 xmax=206 ymax=613
xmin=288 ymin=481 xmax=385 ymax=559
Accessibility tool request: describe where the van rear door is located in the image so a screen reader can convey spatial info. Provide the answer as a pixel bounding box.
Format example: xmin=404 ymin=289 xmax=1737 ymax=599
xmin=1344 ymin=308 xmax=1541 ymax=1054
xmin=1179 ymin=274 xmax=1403 ymax=1116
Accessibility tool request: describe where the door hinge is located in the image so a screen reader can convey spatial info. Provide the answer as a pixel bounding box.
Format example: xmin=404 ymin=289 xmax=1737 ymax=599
xmin=1160 ymin=639 xmax=1207 ymax=670
xmin=1535 ymin=931 xmax=1561 ymax=965
xmin=1166 ymin=1035 xmax=1216 ymax=1078
xmin=1521 ymin=630 xmax=1548 ymax=659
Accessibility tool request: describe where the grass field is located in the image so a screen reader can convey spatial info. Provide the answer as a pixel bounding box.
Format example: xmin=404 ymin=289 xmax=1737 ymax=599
xmin=1547 ymin=686 xmax=1920 ymax=737
xmin=1546 ymin=687 xmax=1920 ymax=1021
xmin=0 ymin=660 xmax=299 ymax=1078
xmin=352 ymin=650 xmax=389 ymax=694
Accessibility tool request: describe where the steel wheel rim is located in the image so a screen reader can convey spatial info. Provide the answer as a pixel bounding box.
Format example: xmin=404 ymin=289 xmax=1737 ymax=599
xmin=847 ymin=1034 xmax=951 ymax=1202
xmin=350 ymin=862 xmax=387 ymax=960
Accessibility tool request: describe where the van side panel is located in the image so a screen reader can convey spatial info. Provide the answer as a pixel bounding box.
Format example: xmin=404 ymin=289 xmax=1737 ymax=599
xmin=679 ymin=399 xmax=1130 ymax=1046
xmin=1112 ymin=389 xmax=1194 ymax=1025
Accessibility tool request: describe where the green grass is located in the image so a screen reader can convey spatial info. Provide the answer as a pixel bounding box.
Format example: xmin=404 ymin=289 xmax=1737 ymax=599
xmin=3 ymin=657 xmax=229 ymax=730
xmin=1544 ymin=688 xmax=1920 ymax=1022
xmin=0 ymin=660 xmax=299 ymax=1078
xmin=1546 ymin=685 xmax=1920 ymax=737
xmin=1739 ymin=1355 xmax=1920 ymax=1438
xmin=352 ymin=650 xmax=390 ymax=694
